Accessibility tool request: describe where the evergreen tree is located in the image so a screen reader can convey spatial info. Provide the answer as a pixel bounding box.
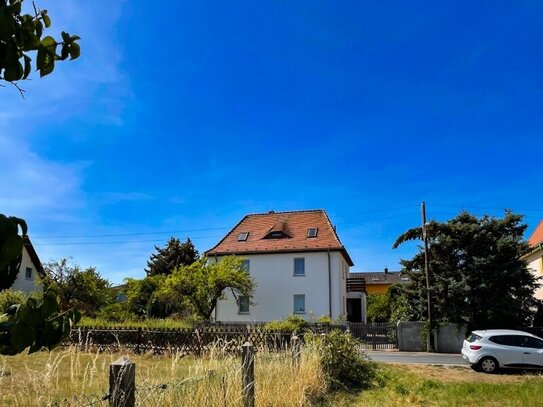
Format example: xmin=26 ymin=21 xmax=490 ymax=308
xmin=393 ymin=211 xmax=541 ymax=329
xmin=145 ymin=237 xmax=199 ymax=276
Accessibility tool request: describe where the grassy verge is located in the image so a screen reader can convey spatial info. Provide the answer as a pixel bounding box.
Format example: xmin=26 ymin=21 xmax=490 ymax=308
xmin=0 ymin=347 xmax=325 ymax=406
xmin=320 ymin=364 xmax=543 ymax=407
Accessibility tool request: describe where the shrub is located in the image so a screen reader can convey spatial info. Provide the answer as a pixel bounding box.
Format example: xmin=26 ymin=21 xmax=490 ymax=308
xmin=264 ymin=314 xmax=308 ymax=332
xmin=0 ymin=289 xmax=26 ymax=314
xmin=95 ymin=303 xmax=135 ymax=323
xmin=311 ymin=329 xmax=376 ymax=391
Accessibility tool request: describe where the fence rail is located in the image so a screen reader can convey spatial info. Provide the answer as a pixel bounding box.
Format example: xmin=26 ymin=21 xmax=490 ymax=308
xmin=64 ymin=324 xmax=342 ymax=354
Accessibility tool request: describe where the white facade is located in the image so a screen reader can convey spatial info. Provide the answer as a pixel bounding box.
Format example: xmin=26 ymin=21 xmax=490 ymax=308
xmin=10 ymin=245 xmax=43 ymax=294
xmin=526 ymin=249 xmax=543 ymax=300
xmin=211 ymin=251 xmax=350 ymax=322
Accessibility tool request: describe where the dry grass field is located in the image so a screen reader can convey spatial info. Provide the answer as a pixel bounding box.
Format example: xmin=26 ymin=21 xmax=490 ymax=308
xmin=0 ymin=346 xmax=325 ymax=406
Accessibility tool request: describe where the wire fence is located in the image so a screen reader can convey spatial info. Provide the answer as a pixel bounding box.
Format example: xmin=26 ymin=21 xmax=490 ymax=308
xmin=47 ymin=372 xmax=223 ymax=407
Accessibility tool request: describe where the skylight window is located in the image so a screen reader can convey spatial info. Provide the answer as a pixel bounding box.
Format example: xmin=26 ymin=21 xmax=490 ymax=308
xmin=307 ymin=228 xmax=318 ymax=238
xmin=237 ymin=232 xmax=249 ymax=241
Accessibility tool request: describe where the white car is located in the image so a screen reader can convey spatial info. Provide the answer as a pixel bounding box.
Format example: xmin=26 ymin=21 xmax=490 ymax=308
xmin=461 ymin=329 xmax=543 ymax=373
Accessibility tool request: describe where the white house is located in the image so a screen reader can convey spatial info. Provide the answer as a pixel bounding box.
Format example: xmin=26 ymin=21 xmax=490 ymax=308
xmin=205 ymin=209 xmax=366 ymax=322
xmin=525 ymin=220 xmax=543 ymax=300
xmin=10 ymin=237 xmax=45 ymax=294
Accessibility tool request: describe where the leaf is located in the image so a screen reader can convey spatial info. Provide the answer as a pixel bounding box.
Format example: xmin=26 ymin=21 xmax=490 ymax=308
xmin=35 ymin=20 xmax=43 ymax=39
xmin=41 ymin=292 xmax=59 ymax=317
xmin=42 ymin=12 xmax=51 ymax=28
xmin=0 ymin=235 xmax=23 ymax=264
xmin=41 ymin=36 xmax=56 ymax=48
xmin=36 ymin=46 xmax=46 ymax=69
xmin=9 ymin=0 xmax=22 ymax=15
xmin=3 ymin=60 xmax=24 ymax=82
xmin=23 ymin=55 xmax=32 ymax=79
xmin=69 ymin=42 xmax=80 ymax=60
xmin=60 ymin=44 xmax=69 ymax=60
xmin=10 ymin=324 xmax=34 ymax=352
xmin=40 ymin=57 xmax=54 ymax=77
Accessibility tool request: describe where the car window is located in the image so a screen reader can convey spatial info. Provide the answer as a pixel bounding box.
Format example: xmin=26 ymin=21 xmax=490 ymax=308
xmin=488 ymin=335 xmax=523 ymax=347
xmin=466 ymin=333 xmax=482 ymax=343
xmin=520 ymin=336 xmax=543 ymax=349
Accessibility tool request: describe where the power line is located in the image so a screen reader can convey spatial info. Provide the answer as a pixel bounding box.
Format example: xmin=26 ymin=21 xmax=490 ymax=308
xmin=31 ymin=226 xmax=231 ymax=239
xmin=32 ymin=234 xmax=226 ymax=246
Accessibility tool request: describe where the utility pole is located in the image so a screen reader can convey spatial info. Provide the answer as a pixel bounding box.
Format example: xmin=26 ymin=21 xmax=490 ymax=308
xmin=421 ymin=201 xmax=433 ymax=352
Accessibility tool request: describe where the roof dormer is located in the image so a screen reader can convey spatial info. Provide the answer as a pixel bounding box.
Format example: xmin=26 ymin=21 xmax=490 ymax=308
xmin=263 ymin=220 xmax=291 ymax=239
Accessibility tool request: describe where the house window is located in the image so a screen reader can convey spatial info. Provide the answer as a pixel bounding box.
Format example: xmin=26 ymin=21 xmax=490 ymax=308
xmin=237 ymin=232 xmax=249 ymax=241
xmin=293 ymin=294 xmax=306 ymax=313
xmin=25 ymin=267 xmax=32 ymax=280
xmin=293 ymin=258 xmax=305 ymax=276
xmin=238 ymin=296 xmax=250 ymax=314
xmin=307 ymin=228 xmax=318 ymax=238
xmin=241 ymin=260 xmax=250 ymax=272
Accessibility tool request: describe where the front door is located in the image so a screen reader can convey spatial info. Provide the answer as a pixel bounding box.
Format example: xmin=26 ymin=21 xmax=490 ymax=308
xmin=347 ymin=298 xmax=362 ymax=322
xmin=520 ymin=336 xmax=543 ymax=367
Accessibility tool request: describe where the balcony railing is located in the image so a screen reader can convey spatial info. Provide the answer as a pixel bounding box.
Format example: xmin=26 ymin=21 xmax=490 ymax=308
xmin=346 ymin=277 xmax=366 ymax=293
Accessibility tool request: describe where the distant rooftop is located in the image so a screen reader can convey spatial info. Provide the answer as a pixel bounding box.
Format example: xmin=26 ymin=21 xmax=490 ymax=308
xmin=349 ymin=268 xmax=407 ymax=284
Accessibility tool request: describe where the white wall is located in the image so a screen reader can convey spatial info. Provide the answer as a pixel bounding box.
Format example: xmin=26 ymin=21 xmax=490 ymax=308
xmin=526 ymin=250 xmax=543 ymax=300
xmin=212 ymin=251 xmax=348 ymax=322
xmin=11 ymin=246 xmax=43 ymax=294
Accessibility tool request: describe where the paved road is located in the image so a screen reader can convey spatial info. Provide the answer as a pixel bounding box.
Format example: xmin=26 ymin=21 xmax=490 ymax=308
xmin=365 ymin=351 xmax=468 ymax=366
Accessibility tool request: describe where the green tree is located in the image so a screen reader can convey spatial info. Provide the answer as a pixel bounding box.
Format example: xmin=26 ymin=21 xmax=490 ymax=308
xmin=393 ymin=211 xmax=540 ymax=329
xmin=163 ymin=256 xmax=254 ymax=321
xmin=0 ymin=0 xmax=80 ymax=94
xmin=145 ymin=237 xmax=199 ymax=276
xmin=42 ymin=259 xmax=113 ymax=317
xmin=124 ymin=275 xmax=185 ymax=318
xmin=366 ymin=293 xmax=391 ymax=323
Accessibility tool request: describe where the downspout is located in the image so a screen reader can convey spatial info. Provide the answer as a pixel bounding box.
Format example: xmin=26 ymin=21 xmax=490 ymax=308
xmin=327 ymin=250 xmax=332 ymax=318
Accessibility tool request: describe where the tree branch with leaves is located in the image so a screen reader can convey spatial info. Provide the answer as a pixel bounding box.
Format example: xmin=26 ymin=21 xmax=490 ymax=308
xmin=0 ymin=0 xmax=80 ymax=96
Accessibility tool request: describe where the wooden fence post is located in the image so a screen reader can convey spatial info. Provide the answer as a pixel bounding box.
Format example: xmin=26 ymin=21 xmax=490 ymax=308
xmin=241 ymin=342 xmax=255 ymax=407
xmin=291 ymin=335 xmax=301 ymax=368
xmin=109 ymin=357 xmax=135 ymax=407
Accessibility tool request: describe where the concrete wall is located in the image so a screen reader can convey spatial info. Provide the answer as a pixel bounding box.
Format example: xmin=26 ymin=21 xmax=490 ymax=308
xmin=397 ymin=321 xmax=425 ymax=352
xmin=398 ymin=322 xmax=466 ymax=353
xmin=434 ymin=323 xmax=467 ymax=353
xmin=212 ymin=251 xmax=348 ymax=322
xmin=11 ymin=245 xmax=43 ymax=294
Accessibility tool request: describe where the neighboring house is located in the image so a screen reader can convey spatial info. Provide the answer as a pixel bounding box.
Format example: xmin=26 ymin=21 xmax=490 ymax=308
xmin=10 ymin=236 xmax=45 ymax=294
xmin=205 ymin=209 xmax=365 ymax=322
xmin=525 ymin=221 xmax=543 ymax=300
xmin=351 ymin=268 xmax=407 ymax=295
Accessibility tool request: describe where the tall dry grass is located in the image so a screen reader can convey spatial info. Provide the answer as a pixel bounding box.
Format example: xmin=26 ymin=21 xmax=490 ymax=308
xmin=0 ymin=344 xmax=326 ymax=406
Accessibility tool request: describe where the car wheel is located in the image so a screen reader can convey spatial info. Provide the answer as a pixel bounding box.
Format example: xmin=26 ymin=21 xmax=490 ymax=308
xmin=478 ymin=357 xmax=499 ymax=374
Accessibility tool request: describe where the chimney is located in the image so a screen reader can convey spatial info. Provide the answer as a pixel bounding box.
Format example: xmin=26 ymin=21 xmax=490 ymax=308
xmin=384 ymin=267 xmax=389 ymax=274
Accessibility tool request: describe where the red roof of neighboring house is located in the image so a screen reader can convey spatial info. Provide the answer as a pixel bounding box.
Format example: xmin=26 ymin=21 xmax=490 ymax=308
xmin=529 ymin=220 xmax=543 ymax=247
xmin=205 ymin=209 xmax=354 ymax=266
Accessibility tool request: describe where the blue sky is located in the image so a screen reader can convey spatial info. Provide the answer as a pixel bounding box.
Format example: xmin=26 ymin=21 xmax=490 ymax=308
xmin=1 ymin=1 xmax=542 ymax=284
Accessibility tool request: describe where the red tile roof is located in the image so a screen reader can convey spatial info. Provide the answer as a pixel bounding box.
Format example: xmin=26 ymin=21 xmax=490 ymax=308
xmin=529 ymin=220 xmax=543 ymax=247
xmin=205 ymin=209 xmax=354 ymax=265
